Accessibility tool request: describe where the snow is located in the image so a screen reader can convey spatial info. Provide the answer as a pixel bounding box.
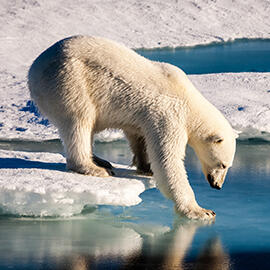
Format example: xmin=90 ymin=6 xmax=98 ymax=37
xmin=1 ymin=1 xmax=270 ymax=78
xmin=190 ymin=73 xmax=270 ymax=140
xmin=0 ymin=0 xmax=270 ymax=216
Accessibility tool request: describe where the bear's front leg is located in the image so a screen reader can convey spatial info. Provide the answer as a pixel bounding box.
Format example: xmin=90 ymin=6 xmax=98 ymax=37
xmin=145 ymin=126 xmax=216 ymax=221
xmin=167 ymin=167 xmax=216 ymax=221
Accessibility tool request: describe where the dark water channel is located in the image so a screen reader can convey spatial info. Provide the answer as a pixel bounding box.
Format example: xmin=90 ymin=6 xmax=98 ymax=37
xmin=137 ymin=39 xmax=270 ymax=74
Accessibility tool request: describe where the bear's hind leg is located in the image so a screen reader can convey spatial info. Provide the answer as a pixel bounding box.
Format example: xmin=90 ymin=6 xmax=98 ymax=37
xmin=58 ymin=119 xmax=111 ymax=177
xmin=93 ymin=155 xmax=113 ymax=169
xmin=124 ymin=131 xmax=153 ymax=175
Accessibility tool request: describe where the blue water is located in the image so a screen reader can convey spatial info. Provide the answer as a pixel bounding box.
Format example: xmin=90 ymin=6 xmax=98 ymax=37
xmin=1 ymin=140 xmax=270 ymax=269
xmin=137 ymin=39 xmax=270 ymax=74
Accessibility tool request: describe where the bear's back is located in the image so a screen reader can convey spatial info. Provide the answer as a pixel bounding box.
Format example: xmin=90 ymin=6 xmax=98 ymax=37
xmin=64 ymin=36 xmax=164 ymax=90
xmin=29 ymin=35 xmax=196 ymax=106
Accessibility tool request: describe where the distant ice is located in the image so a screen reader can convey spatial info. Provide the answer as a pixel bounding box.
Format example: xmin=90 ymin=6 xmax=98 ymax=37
xmin=190 ymin=73 xmax=270 ymax=141
xmin=1 ymin=0 xmax=270 ymax=79
xmin=0 ymin=150 xmax=154 ymax=217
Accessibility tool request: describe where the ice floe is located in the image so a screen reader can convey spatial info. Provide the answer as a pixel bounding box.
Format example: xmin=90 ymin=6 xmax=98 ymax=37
xmin=0 ymin=149 xmax=154 ymax=217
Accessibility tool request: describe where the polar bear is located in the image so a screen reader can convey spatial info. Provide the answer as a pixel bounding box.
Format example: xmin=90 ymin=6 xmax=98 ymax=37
xmin=28 ymin=36 xmax=237 ymax=220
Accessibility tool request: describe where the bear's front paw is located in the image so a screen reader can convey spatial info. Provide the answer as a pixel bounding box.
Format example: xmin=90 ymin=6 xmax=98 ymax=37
xmin=176 ymin=206 xmax=216 ymax=221
xmin=187 ymin=207 xmax=216 ymax=221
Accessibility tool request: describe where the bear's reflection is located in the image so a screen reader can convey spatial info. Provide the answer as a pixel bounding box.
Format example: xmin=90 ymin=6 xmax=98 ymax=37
xmin=195 ymin=237 xmax=230 ymax=270
xmin=52 ymin=218 xmax=230 ymax=270
xmin=120 ymin=219 xmax=230 ymax=270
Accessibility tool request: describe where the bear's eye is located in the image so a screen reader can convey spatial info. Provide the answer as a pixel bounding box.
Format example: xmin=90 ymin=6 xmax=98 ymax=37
xmin=206 ymin=135 xmax=224 ymax=143
xmin=220 ymin=163 xmax=226 ymax=169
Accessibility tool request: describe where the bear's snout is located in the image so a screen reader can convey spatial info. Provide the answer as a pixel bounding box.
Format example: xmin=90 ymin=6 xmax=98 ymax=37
xmin=207 ymin=174 xmax=222 ymax=190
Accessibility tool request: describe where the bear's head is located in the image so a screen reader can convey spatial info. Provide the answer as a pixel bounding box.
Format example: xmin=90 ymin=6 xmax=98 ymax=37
xmin=171 ymin=65 xmax=238 ymax=190
xmin=189 ymin=125 xmax=238 ymax=190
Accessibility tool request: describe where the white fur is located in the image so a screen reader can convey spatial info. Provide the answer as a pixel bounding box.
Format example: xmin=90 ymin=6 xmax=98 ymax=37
xmin=28 ymin=36 xmax=237 ymax=220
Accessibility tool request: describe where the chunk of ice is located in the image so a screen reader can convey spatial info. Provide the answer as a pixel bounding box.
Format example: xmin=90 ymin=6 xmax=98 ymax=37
xmin=0 ymin=150 xmax=153 ymax=217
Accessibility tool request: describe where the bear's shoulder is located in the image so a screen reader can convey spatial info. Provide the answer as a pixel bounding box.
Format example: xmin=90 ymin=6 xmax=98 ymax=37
xmin=152 ymin=61 xmax=193 ymax=98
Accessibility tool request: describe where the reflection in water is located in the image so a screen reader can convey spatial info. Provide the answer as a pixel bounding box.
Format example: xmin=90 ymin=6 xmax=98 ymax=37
xmin=195 ymin=238 xmax=230 ymax=270
xmin=0 ymin=216 xmax=142 ymax=269
xmin=163 ymin=221 xmax=199 ymax=269
xmin=120 ymin=219 xmax=230 ymax=270
xmin=0 ymin=215 xmax=229 ymax=269
xmin=0 ymin=138 xmax=63 ymax=154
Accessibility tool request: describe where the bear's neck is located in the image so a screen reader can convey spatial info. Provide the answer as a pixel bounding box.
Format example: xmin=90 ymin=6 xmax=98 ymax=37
xmin=183 ymin=83 xmax=224 ymax=147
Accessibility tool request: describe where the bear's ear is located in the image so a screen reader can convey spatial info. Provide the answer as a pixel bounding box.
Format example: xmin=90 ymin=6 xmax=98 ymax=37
xmin=206 ymin=135 xmax=224 ymax=143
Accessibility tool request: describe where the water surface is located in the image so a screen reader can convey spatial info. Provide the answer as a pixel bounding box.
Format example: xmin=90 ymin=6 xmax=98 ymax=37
xmin=137 ymin=39 xmax=270 ymax=74
xmin=0 ymin=140 xmax=270 ymax=269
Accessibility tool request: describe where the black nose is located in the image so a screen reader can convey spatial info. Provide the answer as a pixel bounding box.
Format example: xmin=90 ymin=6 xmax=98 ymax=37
xmin=207 ymin=174 xmax=214 ymax=182
xmin=207 ymin=174 xmax=221 ymax=190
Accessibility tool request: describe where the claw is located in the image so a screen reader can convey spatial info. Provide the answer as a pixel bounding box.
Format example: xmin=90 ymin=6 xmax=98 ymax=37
xmin=109 ymin=169 xmax=115 ymax=176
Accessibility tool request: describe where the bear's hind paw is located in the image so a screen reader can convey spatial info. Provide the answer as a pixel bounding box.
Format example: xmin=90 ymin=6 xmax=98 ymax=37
xmin=68 ymin=164 xmax=112 ymax=177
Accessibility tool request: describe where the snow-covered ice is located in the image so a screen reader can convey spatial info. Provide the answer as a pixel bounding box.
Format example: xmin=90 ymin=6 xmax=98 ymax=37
xmin=1 ymin=0 xmax=270 ymax=79
xmin=0 ymin=149 xmax=153 ymax=216
xmin=1 ymin=0 xmax=269 ymax=140
xmin=191 ymin=73 xmax=270 ymax=140
xmin=0 ymin=0 xmax=270 ymax=216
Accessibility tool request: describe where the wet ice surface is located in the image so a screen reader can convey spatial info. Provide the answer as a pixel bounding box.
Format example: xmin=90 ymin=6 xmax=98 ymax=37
xmin=0 ymin=140 xmax=270 ymax=269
